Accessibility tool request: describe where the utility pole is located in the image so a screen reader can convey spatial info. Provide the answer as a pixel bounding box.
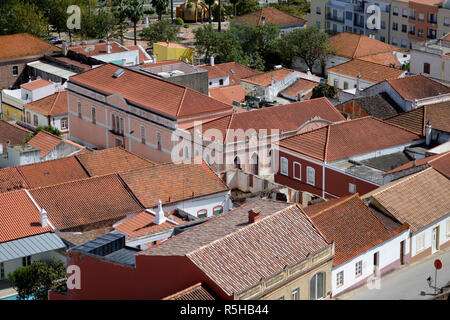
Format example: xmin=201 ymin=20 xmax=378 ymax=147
xmin=218 ymin=0 xmax=222 ymax=32
xmin=171 ymin=0 xmax=174 ymax=23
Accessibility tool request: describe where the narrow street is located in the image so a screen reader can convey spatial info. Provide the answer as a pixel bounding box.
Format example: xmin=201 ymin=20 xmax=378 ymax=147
xmin=338 ymin=249 xmax=450 ymax=300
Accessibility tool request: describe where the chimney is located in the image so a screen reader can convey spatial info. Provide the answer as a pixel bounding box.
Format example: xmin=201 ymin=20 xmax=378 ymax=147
xmin=210 ymin=56 xmax=215 ymax=66
xmin=152 ymin=55 xmax=157 ymax=63
xmin=307 ymin=68 xmax=312 ymax=76
xmin=270 ymin=74 xmax=275 ymax=86
xmin=425 ymin=121 xmax=432 ymax=146
xmin=412 ymin=155 xmax=416 ymax=167
xmin=297 ymin=93 xmax=302 ymax=101
xmin=40 ymin=209 xmax=48 ymax=227
xmin=356 ymin=73 xmax=361 ymax=95
xmin=248 ymin=207 xmax=261 ymax=224
xmin=62 ymin=41 xmax=68 ymax=56
xmin=106 ymin=40 xmax=111 ymax=54
xmin=153 ymin=200 xmax=166 ymax=225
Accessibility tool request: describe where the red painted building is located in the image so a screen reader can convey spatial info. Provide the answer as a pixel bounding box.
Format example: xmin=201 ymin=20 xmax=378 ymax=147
xmin=274 ymin=117 xmax=423 ymax=199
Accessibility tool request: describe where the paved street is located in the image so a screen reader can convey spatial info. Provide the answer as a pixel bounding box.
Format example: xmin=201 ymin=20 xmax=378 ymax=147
xmin=338 ymin=249 xmax=450 ymax=300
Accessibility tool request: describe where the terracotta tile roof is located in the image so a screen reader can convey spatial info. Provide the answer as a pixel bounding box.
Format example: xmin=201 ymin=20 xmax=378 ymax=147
xmin=362 ymin=167 xmax=450 ymax=232
xmin=305 ymin=194 xmax=406 ymax=266
xmin=386 ymin=75 xmax=450 ymax=101
xmin=336 ymin=93 xmax=402 ymax=119
xmin=208 ymin=85 xmax=246 ymax=105
xmin=119 ymin=162 xmax=228 ymax=208
xmin=358 ymin=52 xmax=401 ymax=68
xmin=280 ymin=78 xmax=318 ymax=99
xmin=20 ymin=79 xmax=53 ymax=91
xmin=69 ymin=42 xmax=127 ymax=56
xmin=17 ymin=156 xmax=89 ymax=189
xmin=0 ymin=189 xmax=52 ymax=243
xmin=162 ymin=283 xmax=216 ymax=300
xmin=75 ymin=147 xmax=155 ymax=176
xmin=240 ymin=68 xmax=296 ymax=87
xmin=114 ymin=210 xmax=181 ymax=237
xmin=69 ymin=63 xmax=233 ymax=120
xmin=27 ymin=130 xmax=63 ymax=158
xmin=140 ymin=200 xmax=329 ymax=296
xmin=0 ymin=167 xmax=29 ymax=193
xmin=24 ymin=90 xmax=68 ymax=116
xmin=0 ymin=33 xmax=60 ymax=61
xmin=189 ymin=97 xmax=345 ymax=143
xmin=0 ymin=120 xmax=32 ymax=149
xmin=231 ymin=7 xmax=305 ymax=28
xmin=279 ymin=117 xmax=422 ymax=162
xmin=201 ymin=62 xmax=261 ymax=84
xmin=328 ymin=59 xmax=405 ymax=83
xmin=58 ymin=227 xmax=113 ymax=247
xmin=328 ymin=32 xmax=399 ymax=59
xmin=385 ymin=101 xmax=450 ymax=135
xmin=29 ymin=174 xmax=143 ymax=231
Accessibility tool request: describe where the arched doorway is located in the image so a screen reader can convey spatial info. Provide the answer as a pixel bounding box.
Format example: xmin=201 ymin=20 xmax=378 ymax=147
xmin=233 ymin=156 xmax=241 ymax=170
xmin=250 ymin=153 xmax=259 ymax=175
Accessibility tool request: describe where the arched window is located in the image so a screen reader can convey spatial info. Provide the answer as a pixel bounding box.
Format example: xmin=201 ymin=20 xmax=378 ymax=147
xmin=184 ymin=146 xmax=189 ymax=159
xmin=213 ymin=206 xmax=223 ymax=216
xmin=310 ymin=272 xmax=325 ymax=300
xmin=250 ymin=153 xmax=259 ymax=175
xmin=197 ymin=209 xmax=207 ymax=219
xmin=233 ymin=156 xmax=241 ymax=170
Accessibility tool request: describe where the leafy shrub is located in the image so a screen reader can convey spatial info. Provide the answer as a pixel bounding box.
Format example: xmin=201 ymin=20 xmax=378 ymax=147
xmin=174 ymin=17 xmax=184 ymax=25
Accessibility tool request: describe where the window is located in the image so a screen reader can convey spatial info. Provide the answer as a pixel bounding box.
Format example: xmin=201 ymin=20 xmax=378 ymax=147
xmin=184 ymin=145 xmax=189 ymax=159
xmin=401 ymin=39 xmax=407 ymax=48
xmin=444 ymin=17 xmax=449 ymax=26
xmin=156 ymin=131 xmax=162 ymax=151
xmin=293 ymin=162 xmax=301 ymax=181
xmin=197 ymin=209 xmax=207 ymax=219
xmin=381 ymin=21 xmax=386 ymax=29
xmin=26 ymin=112 xmax=31 ymax=124
xmin=447 ymin=219 xmax=450 ymax=238
xmin=291 ymin=288 xmax=299 ymax=300
xmin=140 ymin=125 xmax=146 ymax=144
xmin=392 ymin=23 xmax=398 ymax=31
xmin=393 ymin=7 xmax=398 ymax=16
xmin=336 ymin=271 xmax=344 ymax=287
xmin=380 ymin=36 xmax=385 ymax=42
xmin=61 ymin=118 xmax=68 ymax=129
xmin=33 ymin=114 xmax=38 ymax=126
xmin=333 ymin=79 xmax=338 ymax=88
xmin=22 ymin=256 xmax=31 ymax=267
xmin=91 ymin=107 xmax=96 ymax=124
xmin=0 ymin=262 xmax=4 ymax=280
xmin=410 ymin=9 xmax=415 ymax=20
xmin=392 ymin=37 xmax=398 ymax=45
xmin=418 ymin=29 xmax=424 ymax=37
xmin=306 ymin=167 xmax=315 ymax=186
xmin=316 ymin=7 xmax=321 ymax=14
xmin=409 ymin=25 xmax=415 ymax=35
xmin=120 ymin=118 xmax=124 ymax=135
xmin=213 ymin=206 xmax=223 ymax=216
xmin=78 ymin=101 xmax=82 ymax=118
xmin=355 ymin=261 xmax=362 ymax=276
xmin=349 ymin=183 xmax=356 ymax=194
xmin=402 ymin=9 xmax=408 ymax=17
xmin=13 ymin=111 xmax=17 ymax=121
xmin=416 ymin=233 xmax=425 ymax=252
xmin=12 ymin=66 xmax=18 ymax=76
xmin=423 ymin=63 xmax=430 ymax=74
xmin=418 ymin=13 xmax=424 ymax=22
xmin=280 ymin=157 xmax=288 ymax=175
xmin=219 ymin=79 xmax=224 ymax=85
xmin=401 ymin=24 xmax=407 ymax=33
xmin=343 ymin=82 xmax=349 ymax=90
xmin=310 ymin=272 xmax=325 ymax=300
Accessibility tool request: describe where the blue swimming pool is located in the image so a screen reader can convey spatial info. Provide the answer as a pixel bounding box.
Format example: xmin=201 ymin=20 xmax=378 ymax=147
xmin=1 ymin=293 xmax=34 ymax=300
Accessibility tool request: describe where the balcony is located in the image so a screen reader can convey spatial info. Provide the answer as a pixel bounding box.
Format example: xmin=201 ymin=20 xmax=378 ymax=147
xmin=326 ymin=14 xmax=345 ymax=23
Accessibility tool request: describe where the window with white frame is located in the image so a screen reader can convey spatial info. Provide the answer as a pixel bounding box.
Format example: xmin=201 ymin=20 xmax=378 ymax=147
xmin=293 ymin=162 xmax=301 ymax=180
xmin=355 ymin=261 xmax=362 ymax=277
xmin=140 ymin=125 xmax=146 ymax=144
xmin=197 ymin=209 xmax=207 ymax=219
xmin=78 ymin=101 xmax=82 ymax=118
xmin=416 ymin=233 xmax=425 ymax=252
xmin=336 ymin=271 xmax=344 ymax=287
xmin=156 ymin=131 xmax=162 ymax=151
xmin=61 ymin=118 xmax=68 ymax=129
xmin=446 ymin=218 xmax=450 ymax=238
xmin=306 ymin=167 xmax=315 ymax=186
xmin=349 ymin=183 xmax=356 ymax=194
xmin=91 ymin=107 xmax=96 ymax=124
xmin=22 ymin=255 xmax=31 ymax=267
xmin=291 ymin=288 xmax=299 ymax=300
xmin=281 ymin=157 xmax=289 ymax=175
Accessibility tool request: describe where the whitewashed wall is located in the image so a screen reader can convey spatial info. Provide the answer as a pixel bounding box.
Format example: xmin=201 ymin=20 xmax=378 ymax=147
xmin=410 ymin=215 xmax=450 ymax=258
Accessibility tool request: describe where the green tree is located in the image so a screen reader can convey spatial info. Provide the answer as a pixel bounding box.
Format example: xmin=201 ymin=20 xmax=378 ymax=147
xmin=94 ymin=5 xmax=119 ymax=41
xmin=152 ymin=0 xmax=168 ymax=20
xmin=193 ymin=24 xmax=219 ymax=62
xmin=126 ymin=0 xmax=145 ymax=45
xmin=9 ymin=259 xmax=67 ymax=301
xmin=24 ymin=126 xmax=62 ymax=143
xmin=311 ymin=83 xmax=338 ymax=100
xmin=140 ymin=19 xmax=180 ymax=48
xmin=235 ymin=0 xmax=259 ymax=16
xmin=111 ymin=0 xmax=129 ymax=44
xmin=4 ymin=1 xmax=49 ymax=37
xmin=230 ymin=0 xmax=239 ymax=16
xmin=282 ymin=26 xmax=332 ymax=75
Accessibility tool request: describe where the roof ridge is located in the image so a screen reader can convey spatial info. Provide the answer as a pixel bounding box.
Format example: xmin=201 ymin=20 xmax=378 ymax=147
xmin=47 ymin=91 xmax=61 ymax=115
xmin=223 ymin=112 xmax=235 ymax=143
xmin=15 ymin=166 xmax=31 ymax=189
xmin=28 ymin=172 xmax=119 ymax=191
xmin=177 ymin=87 xmax=188 ymax=117
xmin=353 ymin=34 xmax=364 ymax=59
xmin=324 ymin=124 xmax=331 ymax=161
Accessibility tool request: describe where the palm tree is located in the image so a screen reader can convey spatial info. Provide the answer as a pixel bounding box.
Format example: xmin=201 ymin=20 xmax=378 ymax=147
xmin=230 ymin=0 xmax=238 ymax=16
xmin=218 ymin=0 xmax=221 ymax=32
xmin=152 ymin=0 xmax=168 ymax=21
xmin=204 ymin=0 xmax=214 ymax=24
xmin=126 ymin=0 xmax=144 ymax=45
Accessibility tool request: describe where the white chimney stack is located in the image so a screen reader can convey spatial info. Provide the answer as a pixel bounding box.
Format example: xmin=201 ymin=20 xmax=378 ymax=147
xmin=210 ymin=56 xmax=214 ymax=66
xmin=153 ymin=200 xmax=166 ymax=225
xmin=425 ymin=121 xmax=432 ymax=145
xmin=106 ymin=40 xmax=111 ymax=54
xmin=356 ymin=73 xmax=361 ymax=95
xmin=40 ymin=209 xmax=48 ymax=227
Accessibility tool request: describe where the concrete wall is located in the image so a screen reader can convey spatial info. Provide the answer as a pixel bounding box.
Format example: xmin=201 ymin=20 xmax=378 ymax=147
xmin=328 ymin=71 xmax=375 ymax=90
xmin=410 ymin=48 xmax=450 ymax=83
xmin=208 ymin=76 xmax=230 ymax=88
xmin=163 ymin=71 xmax=209 ymax=95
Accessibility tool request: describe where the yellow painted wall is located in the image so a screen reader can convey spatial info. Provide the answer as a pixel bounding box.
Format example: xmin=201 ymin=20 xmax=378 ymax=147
xmin=2 ymin=103 xmax=24 ymax=121
xmin=153 ymin=43 xmax=194 ymax=63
